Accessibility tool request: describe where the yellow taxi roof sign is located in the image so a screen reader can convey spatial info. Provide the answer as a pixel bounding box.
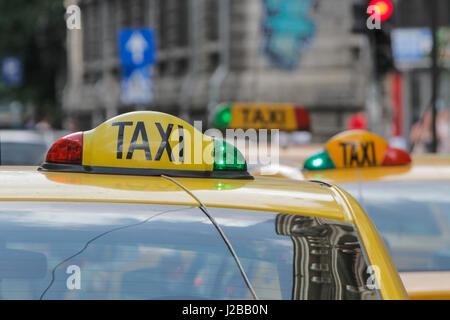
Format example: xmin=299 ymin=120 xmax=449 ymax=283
xmin=304 ymin=130 xmax=411 ymax=171
xmin=39 ymin=111 xmax=251 ymax=179
xmin=213 ymin=102 xmax=310 ymax=131
xmin=326 ymin=130 xmax=388 ymax=168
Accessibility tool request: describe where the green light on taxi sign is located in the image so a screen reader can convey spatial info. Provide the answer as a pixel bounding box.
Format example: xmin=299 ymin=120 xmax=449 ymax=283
xmin=213 ymin=139 xmax=247 ymax=171
xmin=303 ymin=150 xmax=335 ymax=171
xmin=213 ymin=103 xmax=232 ymax=128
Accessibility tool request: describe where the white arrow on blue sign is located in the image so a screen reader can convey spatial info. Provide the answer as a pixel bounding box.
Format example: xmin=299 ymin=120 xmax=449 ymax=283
xmin=119 ymin=28 xmax=156 ymax=67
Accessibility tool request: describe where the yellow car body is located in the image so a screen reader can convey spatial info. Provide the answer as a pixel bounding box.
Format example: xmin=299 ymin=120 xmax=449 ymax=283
xmin=252 ymin=152 xmax=450 ymax=300
xmin=0 ymin=166 xmax=408 ymax=300
xmin=305 ymin=154 xmax=450 ymax=300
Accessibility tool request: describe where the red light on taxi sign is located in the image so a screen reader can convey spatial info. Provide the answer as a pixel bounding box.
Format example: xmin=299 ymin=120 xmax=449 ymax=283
xmin=46 ymin=132 xmax=83 ymax=164
xmin=369 ymin=0 xmax=393 ymax=22
xmin=294 ymin=105 xmax=310 ymax=131
xmin=381 ymin=146 xmax=411 ymax=166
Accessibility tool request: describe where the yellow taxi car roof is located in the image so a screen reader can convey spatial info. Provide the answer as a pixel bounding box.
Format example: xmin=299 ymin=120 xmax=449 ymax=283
xmin=0 ymin=166 xmax=409 ymax=299
xmin=0 ymin=166 xmax=344 ymax=221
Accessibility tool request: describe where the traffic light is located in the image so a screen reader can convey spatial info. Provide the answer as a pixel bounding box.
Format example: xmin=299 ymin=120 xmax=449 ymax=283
xmin=372 ymin=28 xmax=395 ymax=77
xmin=352 ymin=0 xmax=394 ymax=33
xmin=368 ymin=0 xmax=393 ymax=22
xmin=351 ymin=0 xmax=395 ymax=77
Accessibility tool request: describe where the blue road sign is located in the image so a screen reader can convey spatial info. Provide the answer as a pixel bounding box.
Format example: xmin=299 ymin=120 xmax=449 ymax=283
xmin=391 ymin=28 xmax=432 ymax=69
xmin=120 ymin=66 xmax=153 ymax=105
xmin=118 ymin=28 xmax=156 ymax=67
xmin=1 ymin=57 xmax=23 ymax=87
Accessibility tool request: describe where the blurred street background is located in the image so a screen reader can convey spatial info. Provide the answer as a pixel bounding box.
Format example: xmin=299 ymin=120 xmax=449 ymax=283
xmin=1 ymin=0 xmax=450 ymax=158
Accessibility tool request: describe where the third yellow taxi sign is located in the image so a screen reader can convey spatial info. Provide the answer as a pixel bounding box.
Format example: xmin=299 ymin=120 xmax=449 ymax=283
xmin=213 ymin=102 xmax=310 ymax=131
xmin=39 ymin=111 xmax=251 ymax=179
xmin=304 ymin=130 xmax=411 ymax=170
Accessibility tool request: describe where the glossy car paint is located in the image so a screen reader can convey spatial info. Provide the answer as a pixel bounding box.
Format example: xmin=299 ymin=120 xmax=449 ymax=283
xmin=0 ymin=166 xmax=408 ymax=299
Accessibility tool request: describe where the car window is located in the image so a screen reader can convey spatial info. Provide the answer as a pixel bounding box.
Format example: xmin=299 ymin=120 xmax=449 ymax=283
xmin=340 ymin=180 xmax=450 ymax=272
xmin=0 ymin=202 xmax=378 ymax=300
xmin=0 ymin=142 xmax=48 ymax=165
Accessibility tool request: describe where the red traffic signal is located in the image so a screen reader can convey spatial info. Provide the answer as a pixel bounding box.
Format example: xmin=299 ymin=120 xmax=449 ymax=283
xmin=368 ymin=0 xmax=393 ymax=22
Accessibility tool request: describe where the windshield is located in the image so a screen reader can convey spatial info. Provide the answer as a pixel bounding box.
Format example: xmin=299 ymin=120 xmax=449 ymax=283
xmin=340 ymin=180 xmax=450 ymax=273
xmin=0 ymin=202 xmax=378 ymax=300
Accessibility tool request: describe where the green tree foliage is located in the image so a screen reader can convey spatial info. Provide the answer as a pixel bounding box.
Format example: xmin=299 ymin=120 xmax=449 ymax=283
xmin=0 ymin=0 xmax=66 ymax=126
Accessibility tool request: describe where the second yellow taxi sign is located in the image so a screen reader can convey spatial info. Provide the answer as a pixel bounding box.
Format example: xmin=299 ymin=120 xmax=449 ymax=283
xmin=213 ymin=102 xmax=310 ymax=131
xmin=326 ymin=130 xmax=388 ymax=168
xmin=304 ymin=130 xmax=411 ymax=170
xmin=39 ymin=111 xmax=251 ymax=179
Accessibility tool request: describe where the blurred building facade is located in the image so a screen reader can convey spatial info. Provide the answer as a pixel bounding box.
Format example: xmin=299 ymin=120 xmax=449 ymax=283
xmin=393 ymin=0 xmax=450 ymax=153
xmin=64 ymin=0 xmax=372 ymax=139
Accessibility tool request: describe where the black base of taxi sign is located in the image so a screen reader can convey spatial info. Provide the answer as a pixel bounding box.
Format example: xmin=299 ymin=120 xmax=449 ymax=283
xmin=38 ymin=162 xmax=253 ymax=180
